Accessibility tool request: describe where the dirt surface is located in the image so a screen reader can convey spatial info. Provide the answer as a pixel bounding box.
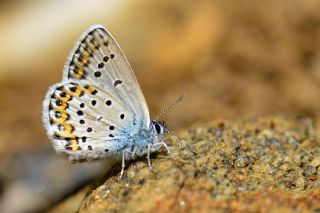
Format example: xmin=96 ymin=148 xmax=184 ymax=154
xmin=76 ymin=117 xmax=320 ymax=212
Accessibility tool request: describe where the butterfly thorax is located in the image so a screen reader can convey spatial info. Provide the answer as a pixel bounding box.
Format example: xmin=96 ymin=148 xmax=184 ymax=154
xmin=125 ymin=120 xmax=166 ymax=158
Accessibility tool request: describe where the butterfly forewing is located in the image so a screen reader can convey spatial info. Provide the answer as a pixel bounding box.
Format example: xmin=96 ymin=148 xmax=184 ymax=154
xmin=62 ymin=25 xmax=149 ymax=128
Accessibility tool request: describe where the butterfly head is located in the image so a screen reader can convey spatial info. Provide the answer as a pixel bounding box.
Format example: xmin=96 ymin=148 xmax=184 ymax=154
xmin=151 ymin=120 xmax=167 ymax=135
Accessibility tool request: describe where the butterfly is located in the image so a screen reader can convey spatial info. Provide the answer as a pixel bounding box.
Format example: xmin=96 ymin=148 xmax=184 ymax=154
xmin=42 ymin=25 xmax=173 ymax=178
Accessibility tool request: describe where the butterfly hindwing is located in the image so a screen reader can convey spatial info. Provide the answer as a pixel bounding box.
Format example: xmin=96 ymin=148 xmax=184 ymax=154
xmin=43 ymin=81 xmax=136 ymax=161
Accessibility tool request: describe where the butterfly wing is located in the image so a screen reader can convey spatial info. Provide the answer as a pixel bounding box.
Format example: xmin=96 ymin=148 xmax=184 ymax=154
xmin=43 ymin=25 xmax=150 ymax=161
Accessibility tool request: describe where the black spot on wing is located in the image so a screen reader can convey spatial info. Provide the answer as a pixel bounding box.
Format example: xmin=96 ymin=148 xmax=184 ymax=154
xmin=114 ymin=80 xmax=122 ymax=87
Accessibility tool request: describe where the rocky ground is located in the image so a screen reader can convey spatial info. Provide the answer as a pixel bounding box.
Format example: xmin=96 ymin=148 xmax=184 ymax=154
xmin=49 ymin=117 xmax=320 ymax=212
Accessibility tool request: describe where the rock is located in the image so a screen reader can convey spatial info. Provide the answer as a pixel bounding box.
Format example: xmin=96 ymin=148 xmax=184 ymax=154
xmin=77 ymin=117 xmax=320 ymax=212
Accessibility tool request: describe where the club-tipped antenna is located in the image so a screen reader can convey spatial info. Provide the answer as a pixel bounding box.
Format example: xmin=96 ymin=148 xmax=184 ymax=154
xmin=156 ymin=93 xmax=185 ymax=120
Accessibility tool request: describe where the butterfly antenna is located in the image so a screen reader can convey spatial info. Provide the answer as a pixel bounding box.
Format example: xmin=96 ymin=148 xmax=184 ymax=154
xmin=156 ymin=93 xmax=185 ymax=120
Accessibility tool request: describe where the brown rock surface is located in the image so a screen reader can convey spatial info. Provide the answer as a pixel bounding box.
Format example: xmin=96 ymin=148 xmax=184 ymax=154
xmin=77 ymin=117 xmax=320 ymax=212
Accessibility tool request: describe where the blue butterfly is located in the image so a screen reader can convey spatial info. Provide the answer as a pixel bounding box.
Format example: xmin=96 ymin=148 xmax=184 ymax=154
xmin=42 ymin=25 xmax=179 ymax=177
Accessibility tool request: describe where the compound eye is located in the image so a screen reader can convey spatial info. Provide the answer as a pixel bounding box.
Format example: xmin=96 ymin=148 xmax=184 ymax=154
xmin=154 ymin=123 xmax=162 ymax=134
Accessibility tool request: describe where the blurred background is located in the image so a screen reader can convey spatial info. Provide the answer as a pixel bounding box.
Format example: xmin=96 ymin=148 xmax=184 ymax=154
xmin=0 ymin=0 xmax=320 ymax=212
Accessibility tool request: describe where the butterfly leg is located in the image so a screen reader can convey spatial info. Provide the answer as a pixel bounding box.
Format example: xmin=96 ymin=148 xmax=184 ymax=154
xmin=147 ymin=143 xmax=152 ymax=169
xmin=120 ymin=151 xmax=126 ymax=179
xmin=160 ymin=140 xmax=171 ymax=155
xmin=132 ymin=146 xmax=137 ymax=158
xmin=153 ymin=140 xmax=172 ymax=156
